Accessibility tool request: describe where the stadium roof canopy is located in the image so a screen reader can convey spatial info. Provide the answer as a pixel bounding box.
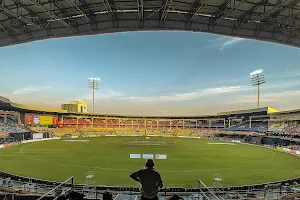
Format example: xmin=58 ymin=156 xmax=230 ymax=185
xmin=270 ymin=108 xmax=300 ymax=115
xmin=0 ymin=96 xmax=68 ymax=114
xmin=217 ymin=107 xmax=278 ymax=116
xmin=0 ymin=95 xmax=281 ymax=119
xmin=0 ymin=95 xmax=223 ymax=118
xmin=0 ymin=0 xmax=300 ymax=47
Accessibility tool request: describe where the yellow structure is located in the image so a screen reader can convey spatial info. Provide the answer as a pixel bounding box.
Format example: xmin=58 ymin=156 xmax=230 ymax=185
xmin=61 ymin=100 xmax=88 ymax=113
xmin=267 ymin=107 xmax=279 ymax=113
xmin=40 ymin=116 xmax=53 ymax=125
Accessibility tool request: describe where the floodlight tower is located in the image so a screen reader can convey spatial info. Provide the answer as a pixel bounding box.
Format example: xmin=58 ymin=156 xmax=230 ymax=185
xmin=88 ymin=78 xmax=100 ymax=115
xmin=250 ymin=69 xmax=266 ymax=108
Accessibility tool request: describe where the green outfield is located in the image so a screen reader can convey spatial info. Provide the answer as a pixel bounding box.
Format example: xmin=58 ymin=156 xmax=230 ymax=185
xmin=1 ymin=136 xmax=300 ymax=188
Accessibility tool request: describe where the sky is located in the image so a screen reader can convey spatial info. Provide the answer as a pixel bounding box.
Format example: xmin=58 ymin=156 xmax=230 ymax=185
xmin=0 ymin=31 xmax=300 ymax=116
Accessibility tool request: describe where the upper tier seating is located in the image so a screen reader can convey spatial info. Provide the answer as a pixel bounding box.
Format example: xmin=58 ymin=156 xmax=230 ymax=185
xmin=224 ymin=121 xmax=268 ymax=132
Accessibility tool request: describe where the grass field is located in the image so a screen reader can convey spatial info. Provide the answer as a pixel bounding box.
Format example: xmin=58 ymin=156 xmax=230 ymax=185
xmin=1 ymin=136 xmax=300 ymax=188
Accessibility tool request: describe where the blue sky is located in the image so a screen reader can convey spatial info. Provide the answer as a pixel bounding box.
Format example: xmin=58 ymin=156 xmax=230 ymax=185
xmin=0 ymin=32 xmax=300 ymax=116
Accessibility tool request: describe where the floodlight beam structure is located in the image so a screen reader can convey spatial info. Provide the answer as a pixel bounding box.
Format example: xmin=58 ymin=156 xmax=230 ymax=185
xmin=250 ymin=69 xmax=266 ymax=108
xmin=88 ymin=78 xmax=100 ymax=115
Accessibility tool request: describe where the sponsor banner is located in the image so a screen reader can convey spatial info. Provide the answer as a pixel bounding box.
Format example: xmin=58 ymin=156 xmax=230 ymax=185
xmin=290 ymin=149 xmax=297 ymax=154
xmin=130 ymin=154 xmax=141 ymax=159
xmin=276 ymin=147 xmax=284 ymax=151
xmin=142 ymin=154 xmax=154 ymax=159
xmin=296 ymin=151 xmax=300 ymax=155
xmin=3 ymin=143 xmax=10 ymax=148
xmin=40 ymin=116 xmax=53 ymax=125
xmin=0 ymin=144 xmax=3 ymax=149
xmin=32 ymin=133 xmax=43 ymax=140
xmin=283 ymin=148 xmax=290 ymax=152
xmin=33 ymin=116 xmax=40 ymax=125
xmin=231 ymin=140 xmax=242 ymax=143
xmin=155 ymin=154 xmax=167 ymax=159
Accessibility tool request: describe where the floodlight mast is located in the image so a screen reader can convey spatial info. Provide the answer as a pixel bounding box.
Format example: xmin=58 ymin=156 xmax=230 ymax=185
xmin=88 ymin=78 xmax=100 ymax=115
xmin=250 ymin=69 xmax=266 ymax=108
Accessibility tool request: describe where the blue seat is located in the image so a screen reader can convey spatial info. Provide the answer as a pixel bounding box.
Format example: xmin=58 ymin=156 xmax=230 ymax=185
xmin=114 ymin=194 xmax=138 ymax=200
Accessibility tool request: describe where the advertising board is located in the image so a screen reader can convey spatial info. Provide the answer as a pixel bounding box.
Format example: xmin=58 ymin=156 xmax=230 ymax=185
xmin=25 ymin=114 xmax=58 ymax=125
xmin=290 ymin=149 xmax=297 ymax=154
xmin=40 ymin=116 xmax=53 ymax=125
xmin=32 ymin=133 xmax=43 ymax=139
xmin=130 ymin=154 xmax=141 ymax=159
xmin=142 ymin=154 xmax=154 ymax=159
xmin=155 ymin=154 xmax=167 ymax=159
xmin=25 ymin=113 xmax=40 ymax=125
xmin=33 ymin=116 xmax=40 ymax=125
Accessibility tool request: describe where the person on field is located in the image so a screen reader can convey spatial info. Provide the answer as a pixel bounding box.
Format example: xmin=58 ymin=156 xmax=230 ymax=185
xmin=130 ymin=159 xmax=163 ymax=200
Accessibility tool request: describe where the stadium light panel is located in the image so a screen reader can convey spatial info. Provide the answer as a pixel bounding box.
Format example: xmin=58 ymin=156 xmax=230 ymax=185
xmin=250 ymin=69 xmax=266 ymax=108
xmin=250 ymin=69 xmax=265 ymax=86
xmin=88 ymin=77 xmax=100 ymax=115
xmin=250 ymin=69 xmax=263 ymax=77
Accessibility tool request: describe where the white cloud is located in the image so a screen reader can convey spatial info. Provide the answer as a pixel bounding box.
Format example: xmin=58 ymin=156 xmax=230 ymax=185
xmin=99 ymin=88 xmax=122 ymax=99
xmin=12 ymin=86 xmax=53 ymax=95
xmin=122 ymin=85 xmax=248 ymax=103
xmin=212 ymin=36 xmax=245 ymax=50
xmin=220 ymin=38 xmax=244 ymax=50
xmin=283 ymin=69 xmax=300 ymax=78
xmin=228 ymin=90 xmax=300 ymax=104
xmin=84 ymin=88 xmax=122 ymax=100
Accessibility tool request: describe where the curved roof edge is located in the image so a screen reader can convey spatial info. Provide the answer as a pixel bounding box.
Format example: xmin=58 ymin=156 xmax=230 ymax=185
xmin=0 ymin=96 xmax=67 ymax=114
xmin=217 ymin=107 xmax=279 ymax=116
xmin=3 ymin=96 xmax=299 ymax=119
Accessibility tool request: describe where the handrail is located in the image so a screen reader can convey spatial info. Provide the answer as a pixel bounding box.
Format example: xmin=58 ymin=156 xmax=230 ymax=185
xmin=36 ymin=176 xmax=74 ymax=200
xmin=198 ymin=179 xmax=224 ymax=200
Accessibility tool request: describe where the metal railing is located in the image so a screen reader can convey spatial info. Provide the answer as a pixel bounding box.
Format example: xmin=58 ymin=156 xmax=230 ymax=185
xmin=197 ymin=179 xmax=224 ymax=200
xmin=36 ymin=176 xmax=74 ymax=200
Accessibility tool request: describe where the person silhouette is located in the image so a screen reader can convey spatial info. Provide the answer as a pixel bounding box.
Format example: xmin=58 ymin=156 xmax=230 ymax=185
xmin=130 ymin=159 xmax=163 ymax=200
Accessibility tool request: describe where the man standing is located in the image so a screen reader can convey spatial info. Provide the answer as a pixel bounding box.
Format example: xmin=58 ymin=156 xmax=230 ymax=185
xmin=130 ymin=159 xmax=163 ymax=200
